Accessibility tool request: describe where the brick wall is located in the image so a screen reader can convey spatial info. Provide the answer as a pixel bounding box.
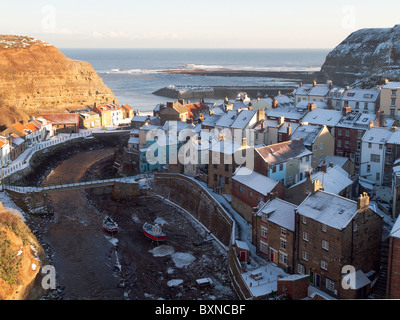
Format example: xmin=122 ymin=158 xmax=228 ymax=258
xmin=277 ymin=275 xmax=310 ymax=300
xmin=387 ymin=236 xmax=400 ymax=298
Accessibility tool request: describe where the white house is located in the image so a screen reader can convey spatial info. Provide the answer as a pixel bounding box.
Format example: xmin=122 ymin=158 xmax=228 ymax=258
xmin=360 ymin=127 xmax=392 ymax=186
xmin=0 ymin=136 xmax=11 ymax=167
xmin=341 ymin=88 xmax=381 ymax=114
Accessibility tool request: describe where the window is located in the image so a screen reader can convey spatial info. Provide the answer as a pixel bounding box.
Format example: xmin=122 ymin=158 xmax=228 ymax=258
xmin=302 ymin=216 xmax=307 ymax=224
xmin=326 ymin=278 xmax=335 ymax=292
xmin=281 ymin=228 xmax=287 ymax=237
xmin=321 ymin=260 xmax=328 ymax=271
xmin=260 ymin=241 xmax=268 ymax=254
xmin=279 ymin=252 xmax=288 ymax=265
xmin=376 ymin=172 xmax=380 ymax=181
xmin=390 ymin=109 xmax=395 ymax=117
xmin=303 ymin=232 xmax=309 ymax=241
xmin=225 ymin=177 xmax=229 ymax=185
xmin=313 ymin=144 xmax=318 ymax=151
xmin=391 ymin=90 xmax=397 ymax=96
xmin=379 ymin=144 xmax=383 ymax=150
xmin=279 ymin=163 xmax=283 ymax=171
xmin=345 ymin=140 xmax=349 ymax=149
xmin=391 ymin=98 xmax=396 ymax=106
xmin=233 ymin=182 xmax=237 ymax=189
xmin=345 ymin=129 xmax=350 ymax=137
xmin=322 ymin=240 xmax=329 ymax=251
xmin=367 ymin=164 xmax=371 ymax=173
xmin=320 ymin=142 xmax=324 ymax=150
xmin=298 ymin=264 xmax=305 ymax=275
xmin=225 ymin=164 xmax=229 ymax=172
xmin=364 ymin=103 xmax=368 ymax=110
xmin=357 ymin=141 xmax=361 ymax=150
xmin=322 ymin=224 xmax=327 ymax=233
xmin=280 ymin=238 xmax=287 ymax=250
xmin=337 ymin=129 xmax=342 ymax=136
xmin=368 ymin=142 xmax=372 ymax=148
xmin=249 ymin=190 xmax=253 ymax=198
xmin=272 ymin=165 xmax=276 ymax=173
xmin=337 ymin=140 xmax=341 ymax=147
xmin=261 ymin=214 xmax=268 ymax=223
xmin=239 ymin=185 xmax=244 ymax=194
xmin=261 ymin=226 xmax=268 ymax=238
xmin=302 ymin=251 xmax=309 ymax=261
xmin=370 ymin=154 xmax=380 ymax=163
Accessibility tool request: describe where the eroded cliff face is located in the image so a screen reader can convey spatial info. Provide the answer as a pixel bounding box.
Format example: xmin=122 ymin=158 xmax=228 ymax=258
xmin=320 ymin=25 xmax=400 ymax=85
xmin=0 ymin=202 xmax=45 ymax=300
xmin=0 ymin=35 xmax=118 ymax=127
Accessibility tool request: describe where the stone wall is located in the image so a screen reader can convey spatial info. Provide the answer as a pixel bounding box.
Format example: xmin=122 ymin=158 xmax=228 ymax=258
xmin=153 ymin=173 xmax=253 ymax=299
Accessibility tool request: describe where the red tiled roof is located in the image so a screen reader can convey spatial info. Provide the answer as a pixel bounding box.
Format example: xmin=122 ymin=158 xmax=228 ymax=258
xmin=41 ymin=113 xmax=79 ymax=125
xmin=12 ymin=122 xmax=29 ymax=133
xmin=121 ymin=104 xmax=133 ymax=110
xmin=184 ymin=102 xmax=209 ymax=118
xmin=0 ymin=140 xmax=9 ymax=148
xmin=25 ymin=122 xmax=40 ymax=132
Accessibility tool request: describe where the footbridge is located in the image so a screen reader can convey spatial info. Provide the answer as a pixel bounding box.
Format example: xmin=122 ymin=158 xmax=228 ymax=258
xmin=2 ymin=176 xmax=145 ymax=195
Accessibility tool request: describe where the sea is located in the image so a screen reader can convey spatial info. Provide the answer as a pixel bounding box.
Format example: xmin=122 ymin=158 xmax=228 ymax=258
xmin=59 ymin=48 xmax=330 ymax=113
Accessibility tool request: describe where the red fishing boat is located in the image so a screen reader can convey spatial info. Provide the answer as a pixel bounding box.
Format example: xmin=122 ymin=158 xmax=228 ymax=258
xmin=143 ymin=222 xmax=167 ymax=242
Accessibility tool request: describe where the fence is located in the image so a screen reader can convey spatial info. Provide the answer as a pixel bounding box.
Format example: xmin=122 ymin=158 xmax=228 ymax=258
xmin=1 ymin=131 xmax=92 ymax=178
xmin=3 ymin=176 xmax=138 ymax=194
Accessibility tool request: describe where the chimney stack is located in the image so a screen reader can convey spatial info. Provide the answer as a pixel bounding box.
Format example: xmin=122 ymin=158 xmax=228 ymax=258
xmin=287 ymin=123 xmax=292 ymax=137
xmin=167 ymin=101 xmax=174 ymax=108
xmin=257 ymin=108 xmax=265 ymax=122
xmin=342 ymin=106 xmax=351 ymax=116
xmin=312 ymin=179 xmax=323 ymax=194
xmin=178 ymin=99 xmax=184 ymax=105
xmin=242 ymin=137 xmax=247 ymax=147
xmin=279 ymin=115 xmax=285 ymax=125
xmin=357 ymin=192 xmax=370 ymax=211
xmin=260 ymin=120 xmax=265 ymax=130
xmin=321 ymin=161 xmax=327 ymax=172
xmin=272 ymin=99 xmax=278 ymax=108
xmin=313 ymin=80 xmax=317 ymax=87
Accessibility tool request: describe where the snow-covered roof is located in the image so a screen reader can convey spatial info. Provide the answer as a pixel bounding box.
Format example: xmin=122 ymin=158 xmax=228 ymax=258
xmin=290 ymin=165 xmax=353 ymax=195
xmin=290 ymin=124 xmax=323 ymax=146
xmin=232 ymin=166 xmax=279 ymax=196
xmin=336 ymin=112 xmax=376 ymax=129
xmin=256 ymin=198 xmax=296 ymax=231
xmin=201 ymin=113 xmax=222 ymax=127
xmin=342 ymin=88 xmax=380 ymax=102
xmin=361 ymin=127 xmax=392 ymax=144
xmin=308 ymin=84 xmax=331 ymax=97
xmin=382 ymin=81 xmax=400 ymax=89
xmin=295 ymin=100 xmax=328 ymax=109
xmin=256 ymin=140 xmax=312 ymax=166
xmin=278 ymin=122 xmax=300 ymax=133
xmin=293 ymin=84 xmax=314 ymax=96
xmin=230 ymin=110 xmax=257 ymax=129
xmin=215 ymin=110 xmax=239 ymax=128
xmin=266 ymin=105 xmax=307 ymax=121
xmin=387 ymin=128 xmax=400 ymax=144
xmin=318 ymin=155 xmax=349 ymax=169
xmin=296 ymin=190 xmax=358 ymax=230
xmin=301 ymin=109 xmax=343 ymax=127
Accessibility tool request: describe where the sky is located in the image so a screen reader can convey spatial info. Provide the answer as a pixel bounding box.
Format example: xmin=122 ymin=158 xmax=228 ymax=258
xmin=1 ymin=0 xmax=400 ymax=49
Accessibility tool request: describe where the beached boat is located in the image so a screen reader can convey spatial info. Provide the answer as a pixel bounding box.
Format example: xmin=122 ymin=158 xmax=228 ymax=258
xmin=103 ymin=216 xmax=118 ymax=232
xmin=143 ymin=222 xmax=167 ymax=242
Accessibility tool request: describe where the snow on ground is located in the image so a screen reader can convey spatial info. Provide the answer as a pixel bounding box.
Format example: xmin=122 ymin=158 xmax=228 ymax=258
xmin=171 ymin=252 xmax=196 ymax=268
xmin=167 ymin=279 xmax=184 ymax=287
xmin=154 ymin=217 xmax=168 ymax=225
xmin=104 ymin=234 xmax=119 ymax=247
xmin=241 ymin=263 xmax=288 ymax=297
xmin=149 ymin=245 xmax=175 ymax=257
xmin=0 ymin=191 xmax=26 ymax=221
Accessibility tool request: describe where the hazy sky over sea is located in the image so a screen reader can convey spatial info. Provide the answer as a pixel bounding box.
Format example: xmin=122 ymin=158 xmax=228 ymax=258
xmin=2 ymin=0 xmax=400 ymax=49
